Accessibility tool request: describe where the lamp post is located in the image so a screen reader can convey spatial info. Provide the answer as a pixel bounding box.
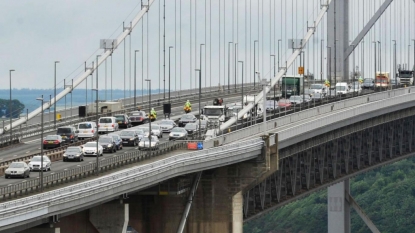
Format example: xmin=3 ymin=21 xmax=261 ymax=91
xmin=392 ymin=40 xmax=397 ymax=88
xmin=9 ymin=69 xmax=14 ymax=145
xmin=255 ymin=71 xmax=261 ymax=121
xmin=409 ymin=44 xmax=411 ymax=71
xmin=327 ymin=46 xmax=332 ymax=97
xmin=372 ymin=41 xmax=377 ymax=92
xmin=238 ymin=61 xmax=244 ymax=113
xmin=278 ymin=39 xmax=281 ymax=72
xmin=134 ymin=50 xmax=139 ymax=108
xmin=412 ymin=39 xmax=415 ymax=86
xmin=54 ymin=61 xmax=59 ymax=128
xmin=234 ymin=43 xmax=238 ymax=91
xmin=254 ymin=40 xmax=258 ymax=88
xmin=169 ymin=46 xmax=174 ymax=103
xmin=36 ymin=96 xmax=44 ymax=191
xmin=351 ymin=44 xmax=355 ymax=97
xmin=145 ymin=79 xmax=152 ymax=153
xmin=270 ymin=55 xmax=276 ymax=115
xmin=260 ymin=78 xmax=267 ymax=134
xmin=228 ymin=42 xmax=233 ymax=91
xmin=195 ymin=69 xmax=201 ymax=139
xmin=95 ymin=55 xmax=100 ymax=175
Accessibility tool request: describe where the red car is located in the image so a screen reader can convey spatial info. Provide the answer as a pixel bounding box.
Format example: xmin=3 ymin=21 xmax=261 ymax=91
xmin=278 ymin=99 xmax=292 ymax=111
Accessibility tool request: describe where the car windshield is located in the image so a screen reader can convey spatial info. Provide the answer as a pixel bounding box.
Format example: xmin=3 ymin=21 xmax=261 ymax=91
xmin=139 ymin=128 xmax=149 ymax=133
xmin=204 ymin=108 xmax=223 ymax=116
xmin=185 ymin=124 xmax=197 ymax=130
xmin=31 ymin=156 xmax=49 ymax=162
xmin=120 ymin=131 xmax=135 ymax=136
xmin=99 ymin=118 xmax=113 ymax=123
xmin=99 ymin=138 xmax=112 ymax=143
xmin=310 ymin=84 xmax=323 ymax=89
xmin=131 ymin=112 xmax=144 ymax=116
xmin=78 ymin=123 xmax=92 ymax=129
xmin=136 ymin=130 xmax=145 ymax=135
xmin=66 ymin=148 xmax=81 ymax=153
xmin=313 ymin=93 xmax=322 ymax=97
xmin=9 ymin=163 xmax=24 ymax=168
xmin=161 ymin=120 xmax=174 ymax=125
xmin=171 ymin=127 xmax=184 ymax=133
xmin=152 ymin=125 xmax=160 ymax=130
xmin=181 ymin=114 xmax=195 ymax=120
xmin=141 ymin=136 xmax=157 ymax=142
xmin=364 ymin=79 xmax=373 ymax=84
xmin=57 ymin=128 xmax=72 ymax=134
xmin=115 ymin=116 xmax=125 ymax=121
xmin=290 ymin=96 xmax=301 ymax=100
xmin=84 ymin=142 xmax=97 ymax=147
xmin=336 ymin=86 xmax=346 ymax=91
xmin=45 ymin=135 xmax=59 ymax=140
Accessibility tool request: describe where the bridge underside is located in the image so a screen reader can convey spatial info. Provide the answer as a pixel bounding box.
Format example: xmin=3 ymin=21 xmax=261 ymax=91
xmin=244 ymin=106 xmax=415 ymax=221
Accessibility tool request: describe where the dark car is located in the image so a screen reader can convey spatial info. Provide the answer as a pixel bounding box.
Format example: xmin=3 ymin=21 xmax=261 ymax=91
xmin=362 ymin=78 xmax=374 ymax=89
xmin=56 ymin=126 xmax=79 ymax=144
xmin=184 ymin=123 xmax=199 ymax=136
xmin=129 ymin=111 xmax=148 ymax=125
xmin=178 ymin=114 xmax=197 ymax=127
xmin=98 ymin=136 xmax=116 ymax=153
xmin=115 ymin=114 xmax=131 ymax=128
xmin=119 ymin=130 xmax=139 ymax=146
xmin=43 ymin=135 xmax=63 ymax=149
xmin=108 ymin=133 xmax=123 ymax=150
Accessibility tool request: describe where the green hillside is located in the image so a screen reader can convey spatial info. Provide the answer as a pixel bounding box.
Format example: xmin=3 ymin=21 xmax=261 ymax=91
xmin=244 ymin=156 xmax=415 ymax=233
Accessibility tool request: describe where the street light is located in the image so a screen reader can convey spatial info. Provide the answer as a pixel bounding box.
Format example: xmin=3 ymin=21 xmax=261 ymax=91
xmin=94 ymin=55 xmax=100 ymax=175
xmin=36 ymin=96 xmax=44 ymax=192
xmin=372 ymin=41 xmax=377 ymax=92
xmin=169 ymin=46 xmax=174 ymax=103
xmin=254 ymin=40 xmax=259 ymax=88
xmin=145 ymin=79 xmax=152 ymax=153
xmin=255 ymin=71 xmax=261 ymax=120
xmin=270 ymin=55 xmax=276 ymax=115
xmin=351 ymin=44 xmax=355 ymax=97
xmin=54 ymin=61 xmax=59 ymax=129
xmin=228 ymin=42 xmax=233 ymax=91
xmin=195 ymin=69 xmax=201 ymax=138
xmin=134 ymin=50 xmax=139 ymax=108
xmin=392 ymin=40 xmax=397 ymax=88
xmin=234 ymin=43 xmax=238 ymax=91
xmin=327 ymin=46 xmax=332 ymax=97
xmin=238 ymin=61 xmax=244 ymax=113
xmin=9 ymin=69 xmax=14 ymax=145
xmin=278 ymin=39 xmax=282 ymax=73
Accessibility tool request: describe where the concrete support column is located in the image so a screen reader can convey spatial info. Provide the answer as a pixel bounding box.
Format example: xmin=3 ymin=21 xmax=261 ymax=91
xmin=232 ymin=191 xmax=243 ymax=233
xmin=89 ymin=201 xmax=129 ymax=233
xmin=328 ymin=179 xmax=350 ymax=233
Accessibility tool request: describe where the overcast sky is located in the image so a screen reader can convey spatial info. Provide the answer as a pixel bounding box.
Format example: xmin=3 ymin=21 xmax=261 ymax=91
xmin=0 ymin=0 xmax=413 ymax=92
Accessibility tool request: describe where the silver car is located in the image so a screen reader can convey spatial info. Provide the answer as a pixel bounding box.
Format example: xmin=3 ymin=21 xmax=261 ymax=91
xmin=159 ymin=120 xmax=177 ymax=133
xmin=5 ymin=162 xmax=30 ymax=179
xmin=169 ymin=127 xmax=188 ymax=140
xmin=150 ymin=124 xmax=163 ymax=138
xmin=28 ymin=155 xmax=51 ymax=171
xmin=138 ymin=136 xmax=160 ymax=150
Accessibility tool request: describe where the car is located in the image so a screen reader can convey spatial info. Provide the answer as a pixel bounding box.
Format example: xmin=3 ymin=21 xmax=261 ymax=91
xmin=107 ymin=133 xmax=123 ymax=150
xmin=196 ymin=120 xmax=208 ymax=131
xmin=137 ymin=127 xmax=153 ymax=138
xmin=138 ymin=136 xmax=160 ymax=150
xmin=43 ymin=135 xmax=63 ymax=149
xmin=302 ymin=95 xmax=312 ymax=103
xmin=311 ymin=92 xmax=325 ymax=102
xmin=98 ymin=117 xmax=119 ymax=133
xmin=98 ymin=136 xmax=117 ymax=153
xmin=5 ymin=162 xmax=30 ymax=179
xmin=391 ymin=78 xmax=401 ymax=88
xmin=169 ymin=127 xmax=188 ymax=140
xmin=362 ymin=78 xmax=374 ymax=89
xmin=178 ymin=114 xmax=198 ymax=127
xmin=63 ymin=146 xmax=84 ymax=162
xmin=82 ymin=142 xmax=103 ymax=157
xmin=135 ymin=129 xmax=146 ymax=141
xmin=278 ymin=99 xmax=292 ymax=111
xmin=56 ymin=126 xmax=79 ymax=143
xmin=184 ymin=123 xmax=200 ymax=136
xmin=308 ymin=83 xmax=328 ymax=96
xmin=129 ymin=111 xmax=148 ymax=125
xmin=150 ymin=124 xmax=163 ymax=138
xmin=119 ymin=130 xmax=139 ymax=146
xmin=28 ymin=155 xmax=51 ymax=171
xmin=77 ymin=122 xmax=97 ymax=139
xmin=265 ymin=100 xmax=279 ymax=113
xmin=159 ymin=119 xmax=177 ymax=132
xmin=289 ymin=95 xmax=304 ymax=106
xmin=115 ymin=114 xmax=132 ymax=128
xmin=350 ymin=82 xmax=362 ymax=94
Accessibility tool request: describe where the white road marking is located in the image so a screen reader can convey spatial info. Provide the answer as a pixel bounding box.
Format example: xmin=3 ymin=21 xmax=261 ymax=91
xmin=26 ymin=151 xmax=30 ymax=153
xmin=50 ymin=173 xmax=55 ymax=175
xmin=13 ymin=155 xmax=17 ymax=157
xmin=64 ymin=169 xmax=68 ymax=171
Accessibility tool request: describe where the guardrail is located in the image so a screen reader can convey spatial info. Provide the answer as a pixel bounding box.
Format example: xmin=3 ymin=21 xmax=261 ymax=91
xmin=0 ymin=138 xmax=263 ymax=229
xmin=0 ymin=140 xmax=187 ymax=200
xmin=0 ymin=84 xmax=257 ymax=148
xmin=205 ymin=86 xmax=415 ymax=148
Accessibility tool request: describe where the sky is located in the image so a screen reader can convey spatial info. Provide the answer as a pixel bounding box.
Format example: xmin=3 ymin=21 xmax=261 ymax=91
xmin=0 ymin=0 xmax=413 ymax=93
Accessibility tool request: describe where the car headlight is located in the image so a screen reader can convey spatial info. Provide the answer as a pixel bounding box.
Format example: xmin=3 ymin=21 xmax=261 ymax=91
xmin=108 ymin=144 xmax=112 ymax=147
xmin=129 ymin=138 xmax=135 ymax=141
xmin=139 ymin=142 xmax=144 ymax=146
xmin=63 ymin=154 xmax=67 ymax=157
xmin=5 ymin=170 xmax=10 ymax=174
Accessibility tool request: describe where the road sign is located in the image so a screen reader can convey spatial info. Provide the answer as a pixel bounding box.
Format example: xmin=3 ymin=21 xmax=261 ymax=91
xmin=298 ymin=66 xmax=304 ymax=75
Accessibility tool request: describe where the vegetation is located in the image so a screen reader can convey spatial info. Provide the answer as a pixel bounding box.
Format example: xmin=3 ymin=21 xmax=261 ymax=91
xmin=244 ymin=157 xmax=415 ymax=233
xmin=0 ymin=98 xmax=25 ymax=118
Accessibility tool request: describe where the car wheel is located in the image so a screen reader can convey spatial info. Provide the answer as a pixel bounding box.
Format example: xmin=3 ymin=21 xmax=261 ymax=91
xmin=27 ymin=172 xmax=30 ymax=178
xmin=49 ymin=166 xmax=51 ymax=171
xmin=5 ymin=175 xmax=8 ymax=179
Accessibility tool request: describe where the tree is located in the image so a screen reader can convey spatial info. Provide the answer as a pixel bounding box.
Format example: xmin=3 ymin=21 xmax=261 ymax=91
xmin=0 ymin=98 xmax=25 ymax=118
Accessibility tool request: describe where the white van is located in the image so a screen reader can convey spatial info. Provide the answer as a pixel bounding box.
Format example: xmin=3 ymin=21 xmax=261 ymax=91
xmin=335 ymin=82 xmax=350 ymax=95
xmin=77 ymin=122 xmax=97 ymax=139
xmin=98 ymin=117 xmax=119 ymax=133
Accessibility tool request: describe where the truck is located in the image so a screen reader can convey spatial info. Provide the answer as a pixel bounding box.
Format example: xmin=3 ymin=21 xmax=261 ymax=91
xmin=201 ymin=105 xmax=227 ymax=127
xmin=243 ymin=95 xmax=264 ymax=119
xmin=374 ymin=72 xmax=390 ymax=90
xmin=281 ymin=75 xmax=304 ymax=98
xmin=87 ymin=101 xmax=124 ymax=116
xmin=398 ymin=69 xmax=413 ymax=86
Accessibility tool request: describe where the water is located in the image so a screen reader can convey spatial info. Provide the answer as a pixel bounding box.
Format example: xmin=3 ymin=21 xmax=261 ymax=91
xmin=0 ymin=89 xmax=162 ymax=114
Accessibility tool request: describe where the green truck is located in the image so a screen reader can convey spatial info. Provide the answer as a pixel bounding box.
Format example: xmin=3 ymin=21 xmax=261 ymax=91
xmin=281 ymin=75 xmax=304 ymax=98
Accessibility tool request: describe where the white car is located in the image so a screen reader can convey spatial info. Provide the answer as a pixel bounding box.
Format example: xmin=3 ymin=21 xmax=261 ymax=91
xmin=77 ymin=122 xmax=97 ymax=139
xmin=98 ymin=117 xmax=119 ymax=133
xmin=82 ymin=142 xmax=103 ymax=157
xmin=138 ymin=136 xmax=160 ymax=150
xmin=5 ymin=162 xmax=30 ymax=179
xmin=28 ymin=155 xmax=51 ymax=171
xmin=151 ymin=124 xmax=163 ymax=138
xmin=159 ymin=120 xmax=177 ymax=132
xmin=169 ymin=127 xmax=188 ymax=140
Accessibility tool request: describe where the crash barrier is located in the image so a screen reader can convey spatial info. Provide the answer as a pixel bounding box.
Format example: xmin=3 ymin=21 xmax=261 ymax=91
xmin=205 ymin=86 xmax=415 ymax=149
xmin=0 ymin=84 xmax=257 ymax=148
xmin=0 ymin=138 xmax=263 ymax=229
xmin=0 ymin=140 xmax=187 ymax=200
